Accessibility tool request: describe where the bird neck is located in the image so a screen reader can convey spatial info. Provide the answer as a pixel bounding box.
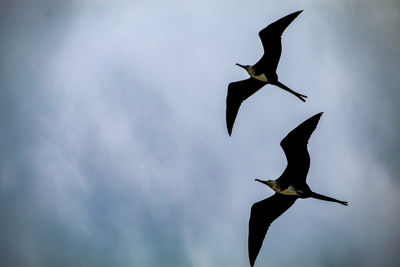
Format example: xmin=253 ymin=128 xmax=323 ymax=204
xmin=268 ymin=180 xmax=281 ymax=191
xmin=243 ymin=65 xmax=268 ymax=82
xmin=245 ymin=65 xmax=255 ymax=76
xmin=237 ymin=63 xmax=255 ymax=76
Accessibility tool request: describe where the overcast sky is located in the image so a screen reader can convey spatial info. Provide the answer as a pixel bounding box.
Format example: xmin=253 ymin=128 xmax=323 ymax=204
xmin=1 ymin=1 xmax=400 ymax=266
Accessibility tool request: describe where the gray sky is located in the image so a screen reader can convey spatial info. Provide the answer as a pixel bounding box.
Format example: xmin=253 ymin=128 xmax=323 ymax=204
xmin=1 ymin=1 xmax=400 ymax=266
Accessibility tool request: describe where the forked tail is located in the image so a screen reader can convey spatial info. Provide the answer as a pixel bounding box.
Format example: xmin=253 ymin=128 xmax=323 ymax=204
xmin=310 ymin=191 xmax=348 ymax=206
xmin=273 ymin=81 xmax=307 ymax=102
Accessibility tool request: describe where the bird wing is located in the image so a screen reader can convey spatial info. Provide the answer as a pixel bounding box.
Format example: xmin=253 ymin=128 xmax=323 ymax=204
xmin=256 ymin=10 xmax=302 ymax=74
xmin=248 ymin=193 xmax=297 ymax=267
xmin=279 ymin=112 xmax=323 ymax=184
xmin=226 ymin=78 xmax=267 ymax=135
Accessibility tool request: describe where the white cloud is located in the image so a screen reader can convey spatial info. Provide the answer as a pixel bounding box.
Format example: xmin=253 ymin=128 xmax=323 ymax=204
xmin=1 ymin=1 xmax=400 ymax=266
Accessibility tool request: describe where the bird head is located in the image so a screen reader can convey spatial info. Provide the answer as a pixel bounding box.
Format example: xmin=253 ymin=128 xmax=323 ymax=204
xmin=236 ymin=63 xmax=251 ymax=72
xmin=255 ymin=179 xmax=275 ymax=189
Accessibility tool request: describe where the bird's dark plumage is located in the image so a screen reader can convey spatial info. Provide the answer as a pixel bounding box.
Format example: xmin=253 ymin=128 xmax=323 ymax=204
xmin=226 ymin=78 xmax=267 ymax=135
xmin=248 ymin=113 xmax=347 ymax=266
xmin=256 ymin=10 xmax=303 ymax=75
xmin=226 ymin=10 xmax=305 ymax=136
xmin=248 ymin=193 xmax=297 ymax=267
xmin=277 ymin=112 xmax=322 ymax=188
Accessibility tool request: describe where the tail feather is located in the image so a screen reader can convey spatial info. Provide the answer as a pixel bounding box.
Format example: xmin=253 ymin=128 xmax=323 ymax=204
xmin=272 ymin=81 xmax=307 ymax=102
xmin=310 ymin=192 xmax=348 ymax=206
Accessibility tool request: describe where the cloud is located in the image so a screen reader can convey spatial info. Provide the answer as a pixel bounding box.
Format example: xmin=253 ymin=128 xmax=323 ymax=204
xmin=1 ymin=1 xmax=400 ymax=266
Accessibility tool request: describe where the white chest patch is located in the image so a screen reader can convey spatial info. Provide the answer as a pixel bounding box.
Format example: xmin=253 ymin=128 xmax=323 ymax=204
xmin=252 ymin=73 xmax=268 ymax=82
xmin=277 ymin=185 xmax=299 ymax=196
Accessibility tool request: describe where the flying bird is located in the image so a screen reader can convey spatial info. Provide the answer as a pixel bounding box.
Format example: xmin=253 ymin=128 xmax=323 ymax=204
xmin=226 ymin=10 xmax=307 ymax=136
xmin=248 ymin=112 xmax=348 ymax=267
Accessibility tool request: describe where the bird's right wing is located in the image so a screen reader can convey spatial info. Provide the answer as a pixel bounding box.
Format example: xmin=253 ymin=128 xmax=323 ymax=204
xmin=248 ymin=193 xmax=297 ymax=267
xmin=280 ymin=112 xmax=323 ymax=164
xmin=226 ymin=78 xmax=266 ymax=135
xmin=278 ymin=113 xmax=322 ymax=187
xmin=257 ymin=10 xmax=302 ymax=74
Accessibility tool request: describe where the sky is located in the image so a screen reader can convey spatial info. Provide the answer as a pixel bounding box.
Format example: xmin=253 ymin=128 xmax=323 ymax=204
xmin=1 ymin=0 xmax=400 ymax=266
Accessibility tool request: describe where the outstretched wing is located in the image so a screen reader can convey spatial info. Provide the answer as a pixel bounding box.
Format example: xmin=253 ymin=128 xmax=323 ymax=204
xmin=226 ymin=78 xmax=266 ymax=135
xmin=279 ymin=112 xmax=323 ymax=183
xmin=256 ymin=10 xmax=302 ymax=74
xmin=248 ymin=193 xmax=298 ymax=267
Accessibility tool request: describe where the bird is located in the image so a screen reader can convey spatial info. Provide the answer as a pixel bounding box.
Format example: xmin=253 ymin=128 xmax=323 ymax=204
xmin=226 ymin=10 xmax=307 ymax=136
xmin=248 ymin=112 xmax=348 ymax=267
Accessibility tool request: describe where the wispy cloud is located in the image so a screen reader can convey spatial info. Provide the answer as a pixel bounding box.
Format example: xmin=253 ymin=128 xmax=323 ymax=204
xmin=1 ymin=1 xmax=399 ymax=266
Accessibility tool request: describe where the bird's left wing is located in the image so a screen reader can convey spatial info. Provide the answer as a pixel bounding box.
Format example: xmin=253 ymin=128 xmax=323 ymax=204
xmin=226 ymin=78 xmax=266 ymax=135
xmin=248 ymin=193 xmax=297 ymax=267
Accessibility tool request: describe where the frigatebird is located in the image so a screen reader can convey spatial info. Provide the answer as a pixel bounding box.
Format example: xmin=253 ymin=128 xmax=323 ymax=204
xmin=226 ymin=10 xmax=307 ymax=136
xmin=248 ymin=112 xmax=347 ymax=267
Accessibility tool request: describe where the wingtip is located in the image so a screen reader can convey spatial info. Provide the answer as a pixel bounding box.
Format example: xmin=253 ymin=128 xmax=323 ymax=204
xmin=293 ymin=10 xmax=303 ymax=16
xmin=227 ymin=127 xmax=232 ymax=136
xmin=312 ymin=112 xmax=323 ymax=121
xmin=291 ymin=10 xmax=303 ymax=19
xmin=249 ymin=257 xmax=255 ymax=267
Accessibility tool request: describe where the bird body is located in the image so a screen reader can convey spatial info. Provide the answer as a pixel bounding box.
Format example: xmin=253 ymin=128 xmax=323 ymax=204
xmin=256 ymin=179 xmax=299 ymax=195
xmin=248 ymin=113 xmax=348 ymax=267
xmin=272 ymin=185 xmax=299 ymax=196
xmin=226 ymin=10 xmax=307 ymax=136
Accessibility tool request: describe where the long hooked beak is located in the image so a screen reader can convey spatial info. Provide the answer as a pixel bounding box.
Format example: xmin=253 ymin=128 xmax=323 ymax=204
xmin=236 ymin=63 xmax=246 ymax=69
xmin=255 ymin=179 xmax=268 ymax=185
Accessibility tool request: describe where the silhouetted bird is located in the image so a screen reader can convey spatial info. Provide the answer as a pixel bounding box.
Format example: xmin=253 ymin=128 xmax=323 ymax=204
xmin=248 ymin=112 xmax=347 ymax=267
xmin=226 ymin=10 xmax=307 ymax=136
